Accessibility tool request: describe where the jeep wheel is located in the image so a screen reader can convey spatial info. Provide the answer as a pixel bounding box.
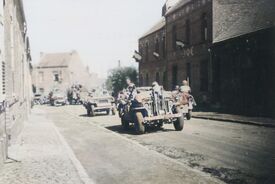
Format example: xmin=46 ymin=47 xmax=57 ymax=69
xmin=173 ymin=108 xmax=184 ymax=131
xmin=134 ymin=112 xmax=145 ymax=134
xmin=112 ymin=108 xmax=116 ymax=115
xmin=186 ymin=110 xmax=192 ymax=120
xmin=121 ymin=117 xmax=129 ymax=130
xmin=157 ymin=121 xmax=164 ymax=129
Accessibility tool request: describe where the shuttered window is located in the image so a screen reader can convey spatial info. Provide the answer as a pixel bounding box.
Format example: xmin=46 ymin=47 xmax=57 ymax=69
xmin=0 ymin=61 xmax=5 ymax=98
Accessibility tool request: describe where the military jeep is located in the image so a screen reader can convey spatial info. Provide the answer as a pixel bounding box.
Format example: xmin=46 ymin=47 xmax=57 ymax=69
xmin=83 ymin=90 xmax=116 ymax=116
xmin=118 ymin=87 xmax=188 ymax=134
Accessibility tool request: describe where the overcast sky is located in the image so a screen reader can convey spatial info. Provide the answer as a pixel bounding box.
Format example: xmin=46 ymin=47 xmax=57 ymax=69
xmin=24 ymin=0 xmax=165 ymax=77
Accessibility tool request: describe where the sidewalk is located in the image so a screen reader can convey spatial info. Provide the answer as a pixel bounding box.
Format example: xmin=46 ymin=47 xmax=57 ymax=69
xmin=0 ymin=108 xmax=93 ymax=184
xmin=193 ymin=112 xmax=275 ymax=127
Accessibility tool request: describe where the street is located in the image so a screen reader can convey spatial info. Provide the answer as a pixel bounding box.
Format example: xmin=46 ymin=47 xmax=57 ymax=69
xmin=41 ymin=105 xmax=275 ymax=184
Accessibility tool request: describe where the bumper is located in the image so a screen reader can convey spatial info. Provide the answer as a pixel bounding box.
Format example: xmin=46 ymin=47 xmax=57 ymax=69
xmin=144 ymin=113 xmax=182 ymax=122
xmin=94 ymin=105 xmax=113 ymax=111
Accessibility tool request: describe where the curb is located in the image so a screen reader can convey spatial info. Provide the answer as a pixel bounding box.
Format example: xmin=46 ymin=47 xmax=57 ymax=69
xmin=192 ymin=116 xmax=275 ymax=128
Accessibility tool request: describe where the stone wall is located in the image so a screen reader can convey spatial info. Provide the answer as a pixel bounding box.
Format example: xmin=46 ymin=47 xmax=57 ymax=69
xmin=0 ymin=0 xmax=32 ymax=165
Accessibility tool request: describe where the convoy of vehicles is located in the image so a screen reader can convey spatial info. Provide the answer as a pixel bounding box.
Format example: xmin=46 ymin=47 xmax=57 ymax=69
xmin=33 ymin=85 xmax=196 ymax=133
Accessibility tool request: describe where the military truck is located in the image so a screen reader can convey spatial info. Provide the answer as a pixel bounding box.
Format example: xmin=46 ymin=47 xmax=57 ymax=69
xmin=118 ymin=87 xmax=188 ymax=134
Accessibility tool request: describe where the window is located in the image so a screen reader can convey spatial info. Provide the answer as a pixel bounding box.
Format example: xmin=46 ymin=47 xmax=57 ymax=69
xmin=172 ymin=25 xmax=177 ymax=50
xmin=200 ymin=60 xmax=209 ymax=92
xmin=163 ymin=71 xmax=167 ymax=89
xmin=145 ymin=42 xmax=149 ymax=62
xmin=172 ymin=65 xmax=178 ymax=89
xmin=155 ymin=39 xmax=160 ymax=54
xmin=39 ymin=71 xmax=44 ymax=83
xmin=186 ymin=63 xmax=191 ymax=85
xmin=39 ymin=88 xmax=45 ymax=94
xmin=162 ymin=36 xmax=166 ymax=58
xmin=140 ymin=48 xmax=143 ymax=62
xmin=156 ymin=72 xmax=160 ymax=83
xmin=146 ymin=73 xmax=149 ymax=86
xmin=54 ymin=74 xmax=59 ymax=82
xmin=201 ymin=13 xmax=208 ymax=42
xmin=0 ymin=61 xmax=6 ymax=97
xmin=139 ymin=74 xmax=143 ymax=86
xmin=185 ymin=19 xmax=190 ymax=44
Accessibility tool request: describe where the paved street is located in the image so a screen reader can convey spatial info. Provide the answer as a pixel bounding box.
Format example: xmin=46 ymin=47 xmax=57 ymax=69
xmin=42 ymin=105 xmax=275 ymax=184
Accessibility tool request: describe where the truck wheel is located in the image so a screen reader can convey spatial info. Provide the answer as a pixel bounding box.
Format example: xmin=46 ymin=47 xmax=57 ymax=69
xmin=134 ymin=112 xmax=145 ymax=134
xmin=106 ymin=109 xmax=110 ymax=115
xmin=90 ymin=106 xmax=95 ymax=117
xmin=87 ymin=109 xmax=91 ymax=116
xmin=173 ymin=108 xmax=184 ymax=131
xmin=186 ymin=110 xmax=192 ymax=120
xmin=121 ymin=117 xmax=129 ymax=130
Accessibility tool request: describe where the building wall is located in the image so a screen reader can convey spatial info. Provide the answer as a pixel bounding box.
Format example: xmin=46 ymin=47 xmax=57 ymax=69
xmin=0 ymin=0 xmax=32 ymax=165
xmin=139 ymin=27 xmax=166 ymax=87
xmin=33 ymin=66 xmax=71 ymax=94
xmin=165 ymin=0 xmax=212 ymax=102
xmin=33 ymin=51 xmax=93 ymax=95
xmin=212 ymin=28 xmax=275 ymax=117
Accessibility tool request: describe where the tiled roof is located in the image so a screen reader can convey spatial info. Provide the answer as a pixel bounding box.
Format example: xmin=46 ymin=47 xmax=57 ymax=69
xmin=38 ymin=51 xmax=77 ymax=68
xmin=140 ymin=18 xmax=165 ymax=39
xmin=213 ymin=0 xmax=275 ymax=43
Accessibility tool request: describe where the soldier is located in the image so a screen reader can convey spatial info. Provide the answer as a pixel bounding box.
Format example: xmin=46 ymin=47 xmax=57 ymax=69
xmin=126 ymin=78 xmax=136 ymax=100
xmin=180 ymin=80 xmax=191 ymax=93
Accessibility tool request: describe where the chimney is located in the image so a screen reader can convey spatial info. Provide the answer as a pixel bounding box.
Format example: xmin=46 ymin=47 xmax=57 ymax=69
xmin=40 ymin=52 xmax=44 ymax=57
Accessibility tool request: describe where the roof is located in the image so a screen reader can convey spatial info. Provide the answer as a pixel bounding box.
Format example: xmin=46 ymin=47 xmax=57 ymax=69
xmin=38 ymin=51 xmax=77 ymax=68
xmin=213 ymin=0 xmax=275 ymax=43
xmin=165 ymin=0 xmax=191 ymax=16
xmin=140 ymin=18 xmax=166 ymax=39
xmin=165 ymin=0 xmax=181 ymax=11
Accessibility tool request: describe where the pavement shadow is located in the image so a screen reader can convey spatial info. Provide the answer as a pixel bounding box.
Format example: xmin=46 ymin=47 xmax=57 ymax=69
xmin=105 ymin=125 xmax=175 ymax=135
xmin=79 ymin=114 xmax=115 ymax=118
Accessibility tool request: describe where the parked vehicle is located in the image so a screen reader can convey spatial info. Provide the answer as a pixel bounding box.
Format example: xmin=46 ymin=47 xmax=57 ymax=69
xmin=33 ymin=94 xmax=43 ymax=105
xmin=83 ymin=90 xmax=116 ymax=116
xmin=49 ymin=89 xmax=67 ymax=106
xmin=118 ymin=87 xmax=188 ymax=134
xmin=33 ymin=94 xmax=49 ymax=105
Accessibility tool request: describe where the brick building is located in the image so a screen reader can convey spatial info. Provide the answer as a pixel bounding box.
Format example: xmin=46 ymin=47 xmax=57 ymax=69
xmin=211 ymin=0 xmax=275 ymax=117
xmin=165 ymin=0 xmax=212 ymax=101
xmin=0 ymin=0 xmax=33 ymax=164
xmin=32 ymin=51 xmax=94 ymax=95
xmin=138 ymin=0 xmax=213 ymax=102
xmin=138 ymin=18 xmax=166 ymax=87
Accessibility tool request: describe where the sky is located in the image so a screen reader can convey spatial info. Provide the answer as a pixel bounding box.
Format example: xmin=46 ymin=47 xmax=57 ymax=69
xmin=24 ymin=0 xmax=166 ymax=78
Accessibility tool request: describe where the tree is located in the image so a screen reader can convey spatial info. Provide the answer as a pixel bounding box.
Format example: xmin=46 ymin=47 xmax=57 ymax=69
xmin=106 ymin=66 xmax=137 ymax=96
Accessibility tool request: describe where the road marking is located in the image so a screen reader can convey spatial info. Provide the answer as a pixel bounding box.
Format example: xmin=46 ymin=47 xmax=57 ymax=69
xmin=52 ymin=119 xmax=96 ymax=184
